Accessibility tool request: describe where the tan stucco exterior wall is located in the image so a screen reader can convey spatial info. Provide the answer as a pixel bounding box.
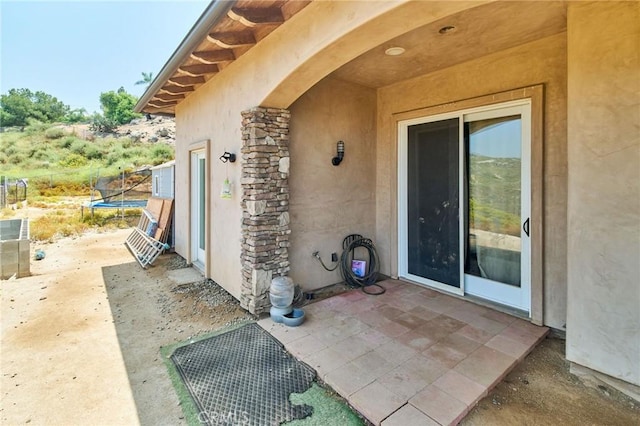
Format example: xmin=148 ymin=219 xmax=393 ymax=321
xmin=375 ymin=33 xmax=568 ymax=329
xmin=288 ymin=77 xmax=377 ymax=290
xmin=174 ymin=1 xmax=486 ymax=298
xmin=566 ymin=2 xmax=640 ymax=386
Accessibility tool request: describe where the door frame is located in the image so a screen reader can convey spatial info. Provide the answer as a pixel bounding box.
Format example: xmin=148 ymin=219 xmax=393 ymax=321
xmin=395 ymin=86 xmax=544 ymax=324
xmin=187 ymin=139 xmax=211 ymax=277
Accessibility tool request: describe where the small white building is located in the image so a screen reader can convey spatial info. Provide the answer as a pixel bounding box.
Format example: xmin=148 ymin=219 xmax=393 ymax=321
xmin=150 ymin=160 xmax=175 ymax=247
xmin=150 ymin=160 xmax=175 ymax=199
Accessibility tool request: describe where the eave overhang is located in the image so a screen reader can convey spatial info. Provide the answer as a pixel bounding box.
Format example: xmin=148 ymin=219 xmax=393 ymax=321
xmin=135 ymin=0 xmax=310 ymax=116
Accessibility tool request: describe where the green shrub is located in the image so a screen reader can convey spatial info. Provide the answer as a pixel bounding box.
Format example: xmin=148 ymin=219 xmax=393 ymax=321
xmin=64 ymin=108 xmax=87 ymax=124
xmin=84 ymin=144 xmax=103 ymax=160
xmin=118 ymin=137 xmax=132 ymax=149
xmin=58 ymin=153 xmax=88 ymax=168
xmin=33 ymin=148 xmax=56 ymax=162
xmin=151 ymin=143 xmax=174 ymax=164
xmin=89 ymin=114 xmax=118 ymax=133
xmin=3 ymin=144 xmax=18 ymax=157
xmin=44 ymin=127 xmax=65 ymax=139
xmin=57 ymin=136 xmax=77 ymax=149
xmin=126 ymin=146 xmax=146 ymax=158
xmin=70 ymin=139 xmax=88 ymax=155
xmin=106 ymin=147 xmax=125 ymax=166
xmin=8 ymin=152 xmax=26 ymax=165
xmin=0 ymin=135 xmax=18 ymax=149
xmin=32 ymin=161 xmax=51 ymax=169
xmin=24 ymin=120 xmax=51 ymax=135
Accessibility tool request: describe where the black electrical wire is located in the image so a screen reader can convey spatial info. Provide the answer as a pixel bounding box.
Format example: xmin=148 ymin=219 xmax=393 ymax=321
xmin=90 ymin=173 xmax=151 ymax=203
xmin=340 ymin=237 xmax=385 ymax=295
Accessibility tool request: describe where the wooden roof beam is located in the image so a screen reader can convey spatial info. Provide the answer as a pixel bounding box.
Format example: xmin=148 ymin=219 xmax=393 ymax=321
xmin=155 ymin=93 xmax=185 ymax=101
xmin=144 ymin=107 xmax=174 ymax=115
xmin=207 ymin=30 xmax=256 ymax=49
xmin=168 ymin=75 xmax=206 ymax=87
xmin=178 ymin=63 xmax=219 ymax=77
xmin=190 ymin=49 xmax=235 ymax=64
xmin=149 ymin=101 xmax=178 ymax=109
xmin=228 ymin=6 xmax=284 ymax=28
xmin=160 ymin=85 xmax=195 ymax=94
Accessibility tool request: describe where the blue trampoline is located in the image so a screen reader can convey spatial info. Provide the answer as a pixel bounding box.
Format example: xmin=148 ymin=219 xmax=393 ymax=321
xmin=81 ymin=199 xmax=147 ymax=219
xmin=86 ymin=199 xmax=147 ymax=209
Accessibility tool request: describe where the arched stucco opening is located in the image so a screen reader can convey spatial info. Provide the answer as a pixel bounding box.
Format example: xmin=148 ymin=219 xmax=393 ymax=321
xmin=258 ymin=1 xmax=492 ymax=109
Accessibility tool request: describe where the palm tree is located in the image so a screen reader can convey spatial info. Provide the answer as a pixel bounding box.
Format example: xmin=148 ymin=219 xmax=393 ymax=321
xmin=135 ymin=72 xmax=154 ymax=87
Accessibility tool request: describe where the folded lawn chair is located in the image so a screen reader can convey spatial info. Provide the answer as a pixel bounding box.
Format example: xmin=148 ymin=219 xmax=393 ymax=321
xmin=125 ymin=197 xmax=174 ymax=268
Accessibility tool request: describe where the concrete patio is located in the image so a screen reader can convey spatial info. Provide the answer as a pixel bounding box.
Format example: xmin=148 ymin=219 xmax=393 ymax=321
xmin=259 ymin=279 xmax=549 ymax=425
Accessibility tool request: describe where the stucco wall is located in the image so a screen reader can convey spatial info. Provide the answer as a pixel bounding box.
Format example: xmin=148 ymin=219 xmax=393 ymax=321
xmin=375 ymin=33 xmax=568 ymax=328
xmin=174 ymin=1 xmax=483 ymax=298
xmin=288 ymin=77 xmax=377 ymax=290
xmin=566 ymin=2 xmax=640 ymax=386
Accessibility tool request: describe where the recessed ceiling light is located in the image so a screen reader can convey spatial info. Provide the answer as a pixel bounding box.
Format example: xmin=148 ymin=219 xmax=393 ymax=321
xmin=439 ymin=25 xmax=457 ymax=34
xmin=384 ymin=46 xmax=405 ymax=56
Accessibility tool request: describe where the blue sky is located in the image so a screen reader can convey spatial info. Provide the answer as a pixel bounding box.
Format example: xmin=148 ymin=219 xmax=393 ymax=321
xmin=469 ymin=118 xmax=522 ymax=159
xmin=1 ymin=0 xmax=209 ymax=113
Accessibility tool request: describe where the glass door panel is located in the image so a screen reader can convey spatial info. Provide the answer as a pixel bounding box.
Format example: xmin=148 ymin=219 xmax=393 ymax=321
xmin=465 ymin=115 xmax=522 ymax=287
xmin=407 ymin=118 xmax=460 ymax=287
xmin=463 ymin=104 xmax=531 ymax=311
xmin=198 ymin=157 xmax=206 ymax=252
xmin=191 ymin=150 xmax=206 ymax=269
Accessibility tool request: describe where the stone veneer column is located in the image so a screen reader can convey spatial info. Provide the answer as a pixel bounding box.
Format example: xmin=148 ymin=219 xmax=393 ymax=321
xmin=240 ymin=107 xmax=291 ymax=314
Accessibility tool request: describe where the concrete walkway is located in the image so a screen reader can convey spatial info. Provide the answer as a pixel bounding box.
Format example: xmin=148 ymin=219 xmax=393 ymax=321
xmin=259 ymin=280 xmax=548 ymax=425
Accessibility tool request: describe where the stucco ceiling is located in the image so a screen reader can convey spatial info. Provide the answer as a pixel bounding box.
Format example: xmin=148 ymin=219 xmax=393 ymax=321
xmin=331 ymin=1 xmax=567 ymax=89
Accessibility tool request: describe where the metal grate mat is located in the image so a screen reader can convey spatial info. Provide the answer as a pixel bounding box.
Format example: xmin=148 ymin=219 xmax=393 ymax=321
xmin=171 ymin=323 xmax=315 ymax=426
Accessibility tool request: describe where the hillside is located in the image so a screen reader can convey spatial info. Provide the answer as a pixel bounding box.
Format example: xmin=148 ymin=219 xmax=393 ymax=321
xmin=64 ymin=115 xmax=175 ymax=145
xmin=469 ymin=154 xmax=521 ymax=236
xmin=0 ymin=117 xmax=175 ymax=183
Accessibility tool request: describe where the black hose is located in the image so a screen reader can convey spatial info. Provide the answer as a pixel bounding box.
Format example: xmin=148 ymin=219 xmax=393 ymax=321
xmin=340 ymin=237 xmax=385 ymax=295
xmin=315 ymin=254 xmax=339 ymax=272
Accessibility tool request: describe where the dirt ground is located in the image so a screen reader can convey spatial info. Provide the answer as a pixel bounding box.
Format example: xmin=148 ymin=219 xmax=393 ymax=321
xmin=462 ymin=337 xmax=639 ymax=425
xmin=1 ymin=229 xmax=251 ymax=425
xmin=2 ymin=230 xmax=638 ymax=425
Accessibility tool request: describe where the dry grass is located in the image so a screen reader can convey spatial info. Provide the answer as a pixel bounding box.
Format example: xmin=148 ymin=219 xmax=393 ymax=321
xmin=30 ymin=208 xmax=141 ymax=242
xmin=30 ymin=210 xmax=90 ymax=242
xmin=0 ymin=207 xmax=17 ymax=219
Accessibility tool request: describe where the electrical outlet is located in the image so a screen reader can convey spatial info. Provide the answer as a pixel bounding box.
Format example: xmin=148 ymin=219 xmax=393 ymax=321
xmin=331 ymin=252 xmax=338 ymax=262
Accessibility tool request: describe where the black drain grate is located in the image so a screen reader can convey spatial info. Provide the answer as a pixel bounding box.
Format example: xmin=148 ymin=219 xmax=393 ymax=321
xmin=171 ymin=323 xmax=315 ymax=426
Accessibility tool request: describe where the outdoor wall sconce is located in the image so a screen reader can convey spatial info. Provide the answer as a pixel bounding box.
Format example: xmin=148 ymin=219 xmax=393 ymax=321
xmin=219 ymin=152 xmax=236 ymax=163
xmin=331 ymin=141 xmax=345 ymax=166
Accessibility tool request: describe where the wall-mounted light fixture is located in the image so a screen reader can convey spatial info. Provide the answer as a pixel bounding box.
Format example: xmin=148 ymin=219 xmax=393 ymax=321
xmin=332 ymin=141 xmax=345 ymax=166
xmin=219 ymin=152 xmax=236 ymax=163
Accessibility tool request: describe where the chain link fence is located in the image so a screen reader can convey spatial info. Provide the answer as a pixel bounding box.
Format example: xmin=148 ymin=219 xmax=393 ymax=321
xmin=1 ymin=167 xmax=152 ymax=209
xmin=0 ymin=176 xmax=28 ymax=208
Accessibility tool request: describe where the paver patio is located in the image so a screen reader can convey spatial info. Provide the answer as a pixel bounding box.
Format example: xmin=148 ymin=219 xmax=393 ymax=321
xmin=259 ymin=279 xmax=549 ymax=425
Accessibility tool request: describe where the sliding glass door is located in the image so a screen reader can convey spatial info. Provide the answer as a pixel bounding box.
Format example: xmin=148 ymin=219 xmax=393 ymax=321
xmin=399 ymin=100 xmax=531 ymax=311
